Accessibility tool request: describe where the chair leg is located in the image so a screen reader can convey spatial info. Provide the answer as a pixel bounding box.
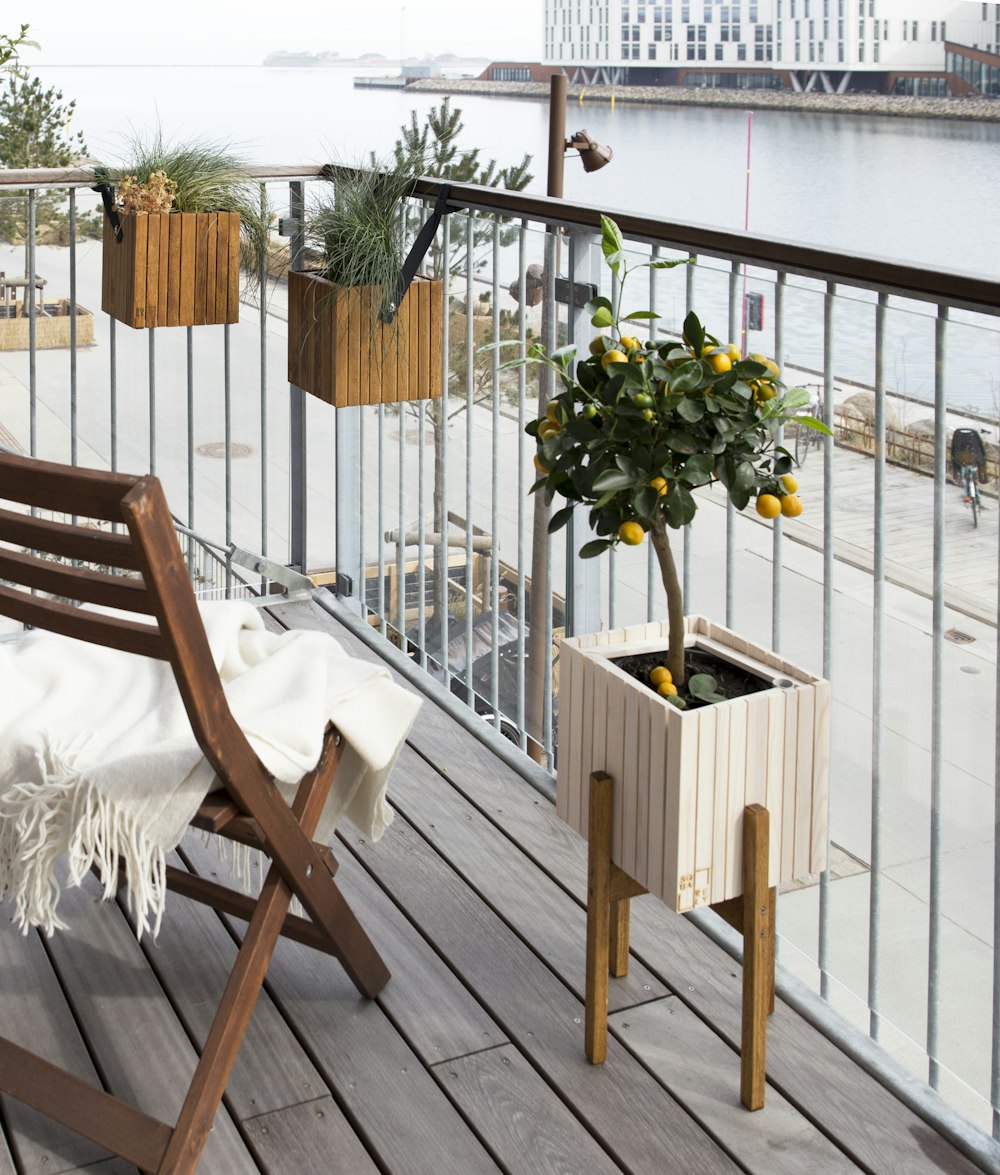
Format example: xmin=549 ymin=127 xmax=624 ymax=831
xmin=156 ymin=861 xmax=298 ymax=1174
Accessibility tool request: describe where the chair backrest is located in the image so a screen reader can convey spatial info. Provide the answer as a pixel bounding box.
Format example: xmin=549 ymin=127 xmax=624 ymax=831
xmin=0 ymin=451 xmax=263 ymax=787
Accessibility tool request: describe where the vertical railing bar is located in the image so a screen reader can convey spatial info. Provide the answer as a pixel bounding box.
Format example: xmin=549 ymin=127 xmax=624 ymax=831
xmin=927 ymin=303 xmax=948 ymax=1090
xmin=288 ymin=180 xmax=307 ymax=572
xmin=148 ymin=330 xmax=156 ymax=475
xmin=541 ymin=228 xmax=557 ymax=765
xmin=69 ymin=191 xmax=78 ymax=467
xmin=772 ymin=271 xmax=786 ymax=653
xmin=359 ymin=406 xmax=366 ymax=616
xmin=27 ymin=190 xmax=37 ymax=457
xmin=993 ymin=412 xmax=1000 ymax=1139
xmin=396 ymin=407 xmax=406 ymax=651
xmin=438 ymin=213 xmax=452 ymax=691
xmin=683 ymin=252 xmax=695 ymax=608
xmin=465 ymin=212 xmax=476 ymax=711
xmin=608 ymin=263 xmax=621 ymax=630
xmin=109 ymin=317 xmax=118 ymax=473
xmin=417 ymin=397 xmax=427 ymax=671
xmin=224 ymin=324 xmax=233 ymax=595
xmin=868 ymin=291 xmax=888 ymax=1042
xmin=647 ymin=246 xmax=659 ymax=621
xmin=516 ymin=220 xmax=528 ymax=749
xmin=490 ymin=219 xmax=502 ymax=725
xmin=377 ymin=404 xmax=386 ymax=637
xmin=186 ymin=327 xmax=195 ymax=569
xmin=258 ymin=182 xmax=269 ymax=568
xmin=818 ymin=279 xmax=836 ymax=1001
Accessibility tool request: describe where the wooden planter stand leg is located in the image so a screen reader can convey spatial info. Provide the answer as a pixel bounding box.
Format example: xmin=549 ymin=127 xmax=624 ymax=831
xmin=740 ymin=803 xmax=774 ymax=1111
xmin=583 ymin=776 xmax=775 ymax=1112
xmin=585 ymin=771 xmax=646 ymax=1064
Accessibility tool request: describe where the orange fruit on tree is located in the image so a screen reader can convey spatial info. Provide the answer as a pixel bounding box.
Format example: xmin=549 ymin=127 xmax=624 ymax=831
xmin=649 ymin=665 xmax=672 ymax=686
xmin=545 ymin=400 xmax=561 ymax=422
xmin=780 ymin=473 xmax=798 ymax=493
xmin=617 ymin=521 xmax=645 ymax=545
xmin=780 ymin=494 xmax=804 ymax=518
xmin=537 ymin=419 xmax=560 ymax=441
xmin=650 ymin=476 xmax=668 ymax=496
xmin=601 ymin=349 xmax=629 ymax=371
xmin=619 ymin=335 xmax=641 ymax=352
xmin=589 ymin=335 xmax=608 ymax=357
xmin=755 ymin=493 xmax=781 ymax=519
xmin=706 ymin=352 xmax=732 ymax=374
xmin=657 ymin=681 xmax=678 ymax=697
xmin=533 ymin=453 xmax=550 ymax=474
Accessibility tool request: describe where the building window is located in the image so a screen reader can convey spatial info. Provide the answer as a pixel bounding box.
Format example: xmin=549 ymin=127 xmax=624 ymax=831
xmin=716 ymin=41 xmax=725 ymax=57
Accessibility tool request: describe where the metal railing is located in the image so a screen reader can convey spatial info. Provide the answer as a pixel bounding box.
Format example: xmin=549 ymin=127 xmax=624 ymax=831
xmin=2 ymin=164 xmax=1000 ymax=1150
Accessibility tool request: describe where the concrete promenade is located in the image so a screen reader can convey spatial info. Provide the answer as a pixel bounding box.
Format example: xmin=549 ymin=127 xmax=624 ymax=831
xmin=409 ymin=76 xmax=1000 ymax=123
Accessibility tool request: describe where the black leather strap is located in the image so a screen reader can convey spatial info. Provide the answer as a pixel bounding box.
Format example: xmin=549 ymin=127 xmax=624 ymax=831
xmin=92 ymin=171 xmax=122 ymax=242
xmin=380 ymin=183 xmax=452 ymax=323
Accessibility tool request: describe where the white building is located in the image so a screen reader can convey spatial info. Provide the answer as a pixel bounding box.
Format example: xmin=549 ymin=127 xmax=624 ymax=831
xmin=542 ymin=0 xmax=1000 ymax=94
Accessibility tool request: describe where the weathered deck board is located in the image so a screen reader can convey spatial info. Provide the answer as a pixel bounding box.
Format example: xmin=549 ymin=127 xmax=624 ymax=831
xmin=42 ymin=877 xmax=258 ymax=1174
xmin=1 ymin=595 xmax=994 ymax=1175
xmin=434 ymin=1044 xmax=624 ymax=1175
xmin=349 ymin=814 xmax=744 ymax=1174
xmin=611 ymin=998 xmax=864 ymax=1174
xmin=0 ymin=916 xmax=128 ymax=1172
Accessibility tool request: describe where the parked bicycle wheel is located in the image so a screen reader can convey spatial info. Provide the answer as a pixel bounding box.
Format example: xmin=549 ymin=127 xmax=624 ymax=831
xmin=965 ymin=468 xmax=980 ymax=528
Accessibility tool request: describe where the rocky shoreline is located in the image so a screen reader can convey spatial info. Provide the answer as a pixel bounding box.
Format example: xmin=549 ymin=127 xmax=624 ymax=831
xmin=408 ymin=77 xmax=1000 ymax=122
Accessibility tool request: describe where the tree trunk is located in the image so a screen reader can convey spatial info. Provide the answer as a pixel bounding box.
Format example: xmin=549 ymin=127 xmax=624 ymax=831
xmin=649 ymin=514 xmax=686 ymax=684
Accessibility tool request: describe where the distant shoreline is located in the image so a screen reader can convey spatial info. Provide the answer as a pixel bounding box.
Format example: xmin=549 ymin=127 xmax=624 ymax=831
xmin=407 ymin=77 xmax=1000 ymax=123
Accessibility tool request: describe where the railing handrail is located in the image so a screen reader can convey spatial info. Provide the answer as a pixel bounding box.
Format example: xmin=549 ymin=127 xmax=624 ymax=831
xmin=2 ymin=163 xmax=998 ymax=316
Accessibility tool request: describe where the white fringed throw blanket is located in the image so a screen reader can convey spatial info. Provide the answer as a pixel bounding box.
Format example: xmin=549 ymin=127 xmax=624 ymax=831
xmin=0 ymin=602 xmax=421 ymax=938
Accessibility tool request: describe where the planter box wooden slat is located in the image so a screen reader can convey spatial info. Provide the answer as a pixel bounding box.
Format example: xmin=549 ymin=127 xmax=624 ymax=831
xmin=102 ymin=211 xmax=240 ymax=329
xmin=287 ymin=269 xmax=443 ymax=407
xmin=557 ymin=615 xmax=829 ymax=912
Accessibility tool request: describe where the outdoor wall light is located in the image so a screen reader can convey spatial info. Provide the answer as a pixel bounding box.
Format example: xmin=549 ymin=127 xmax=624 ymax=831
xmin=566 ymin=131 xmax=614 ymax=174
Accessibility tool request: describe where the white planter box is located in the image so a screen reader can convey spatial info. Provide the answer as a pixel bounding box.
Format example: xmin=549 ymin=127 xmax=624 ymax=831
xmin=557 ymin=615 xmax=829 ymax=912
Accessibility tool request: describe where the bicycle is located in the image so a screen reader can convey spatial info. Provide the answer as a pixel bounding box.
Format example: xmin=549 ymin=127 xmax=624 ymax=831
xmin=960 ymin=460 xmax=984 ymax=528
xmin=792 ymin=390 xmax=825 ymax=466
xmin=950 ymin=427 xmax=989 ymax=529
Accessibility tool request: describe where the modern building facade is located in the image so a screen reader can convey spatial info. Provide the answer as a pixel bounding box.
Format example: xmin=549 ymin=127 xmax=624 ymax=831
xmin=542 ymin=0 xmax=1000 ymax=93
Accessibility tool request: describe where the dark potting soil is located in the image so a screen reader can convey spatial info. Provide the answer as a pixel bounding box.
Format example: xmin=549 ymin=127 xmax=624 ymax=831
xmin=611 ymin=647 xmax=772 ymax=710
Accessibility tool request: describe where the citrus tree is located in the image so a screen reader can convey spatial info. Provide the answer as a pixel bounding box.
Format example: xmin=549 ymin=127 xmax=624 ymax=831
xmin=520 ymin=216 xmax=829 ymax=694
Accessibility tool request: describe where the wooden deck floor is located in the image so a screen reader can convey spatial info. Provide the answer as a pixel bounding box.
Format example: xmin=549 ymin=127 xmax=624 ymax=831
xmin=0 ymin=596 xmax=990 ymax=1175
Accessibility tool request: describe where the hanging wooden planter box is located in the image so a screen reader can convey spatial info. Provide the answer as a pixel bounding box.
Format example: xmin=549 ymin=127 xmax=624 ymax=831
xmin=102 ymin=211 xmax=241 ymax=329
xmin=287 ymin=269 xmax=442 ymax=407
xmin=557 ymin=615 xmax=830 ymax=913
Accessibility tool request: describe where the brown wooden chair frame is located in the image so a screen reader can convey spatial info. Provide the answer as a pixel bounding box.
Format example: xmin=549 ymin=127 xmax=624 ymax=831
xmin=0 ymin=451 xmax=390 ymax=1174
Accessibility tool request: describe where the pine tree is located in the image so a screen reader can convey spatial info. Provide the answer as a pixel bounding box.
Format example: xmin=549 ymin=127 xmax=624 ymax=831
xmin=0 ymin=73 xmax=96 ymax=252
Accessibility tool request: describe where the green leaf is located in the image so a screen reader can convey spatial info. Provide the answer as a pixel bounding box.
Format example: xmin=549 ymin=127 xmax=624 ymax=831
xmin=733 ymin=461 xmax=757 ymax=493
xmin=621 ymin=310 xmax=660 ymax=321
xmin=634 ymin=486 xmax=658 ymax=517
xmin=777 ymin=386 xmax=811 ymax=412
xmin=680 ymin=453 xmax=715 ymax=484
xmin=647 ymin=258 xmax=691 ymax=270
xmin=548 ymin=505 xmax=575 ymax=534
xmin=580 ymin=539 xmax=612 ymax=559
xmin=795 ymin=414 xmax=834 ymax=436
xmin=664 ymin=485 xmax=698 ymax=527
xmin=585 ymin=295 xmax=612 ymax=319
xmin=592 ymin=469 xmax=635 ymax=492
xmin=682 ymin=311 xmax=704 ymax=355
xmin=600 ymin=215 xmax=625 ymax=258
xmin=676 ymin=397 xmax=705 ymax=423
xmin=590 ymin=305 xmax=614 ymax=328
xmin=688 ymin=674 xmax=727 ymax=703
xmin=669 ymin=363 xmax=709 ymax=394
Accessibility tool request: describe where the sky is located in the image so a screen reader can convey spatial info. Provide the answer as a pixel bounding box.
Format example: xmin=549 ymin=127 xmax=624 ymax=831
xmin=17 ymin=2 xmax=545 ymax=66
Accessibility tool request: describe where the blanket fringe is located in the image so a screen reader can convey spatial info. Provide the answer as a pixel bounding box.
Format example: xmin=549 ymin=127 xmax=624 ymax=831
xmin=0 ymin=749 xmax=166 ymax=939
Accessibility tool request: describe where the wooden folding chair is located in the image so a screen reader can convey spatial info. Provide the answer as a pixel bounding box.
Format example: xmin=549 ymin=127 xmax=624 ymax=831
xmin=0 ymin=451 xmax=390 ymax=1174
